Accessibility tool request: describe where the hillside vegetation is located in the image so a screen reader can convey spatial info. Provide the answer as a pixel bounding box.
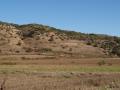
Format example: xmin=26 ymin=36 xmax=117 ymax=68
xmin=0 ymin=21 xmax=120 ymax=57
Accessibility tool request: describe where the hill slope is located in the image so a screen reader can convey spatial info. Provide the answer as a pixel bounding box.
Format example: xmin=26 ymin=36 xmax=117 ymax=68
xmin=0 ymin=21 xmax=120 ymax=58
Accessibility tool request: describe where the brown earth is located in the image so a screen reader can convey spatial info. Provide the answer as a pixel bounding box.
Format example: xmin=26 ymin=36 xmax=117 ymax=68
xmin=0 ymin=55 xmax=119 ymax=90
xmin=0 ymin=55 xmax=120 ymax=66
xmin=0 ymin=73 xmax=120 ymax=90
xmin=0 ymin=23 xmax=120 ymax=90
xmin=0 ymin=24 xmax=108 ymax=58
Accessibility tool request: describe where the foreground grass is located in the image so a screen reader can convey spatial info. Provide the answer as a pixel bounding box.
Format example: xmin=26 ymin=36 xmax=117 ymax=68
xmin=0 ymin=65 xmax=120 ymax=74
xmin=0 ymin=72 xmax=120 ymax=90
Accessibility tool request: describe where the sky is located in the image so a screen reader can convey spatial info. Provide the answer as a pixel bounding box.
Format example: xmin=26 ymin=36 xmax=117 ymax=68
xmin=0 ymin=0 xmax=120 ymax=36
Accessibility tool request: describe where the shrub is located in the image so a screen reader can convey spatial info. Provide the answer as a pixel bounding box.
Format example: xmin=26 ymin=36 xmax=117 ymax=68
xmin=69 ymin=48 xmax=72 ymax=51
xmin=23 ymin=47 xmax=33 ymax=52
xmin=1 ymin=62 xmax=16 ymax=65
xmin=112 ymin=45 xmax=120 ymax=56
xmin=16 ymin=41 xmax=21 ymax=46
xmin=40 ymin=48 xmax=52 ymax=52
xmin=15 ymin=50 xmax=20 ymax=53
xmin=97 ymin=60 xmax=106 ymax=66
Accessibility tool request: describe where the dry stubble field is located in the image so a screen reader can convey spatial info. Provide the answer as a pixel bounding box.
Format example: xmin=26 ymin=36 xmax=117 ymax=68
xmin=0 ymin=55 xmax=120 ymax=90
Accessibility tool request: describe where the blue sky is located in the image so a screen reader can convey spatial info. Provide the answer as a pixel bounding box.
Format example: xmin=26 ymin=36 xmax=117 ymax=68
xmin=0 ymin=0 xmax=120 ymax=36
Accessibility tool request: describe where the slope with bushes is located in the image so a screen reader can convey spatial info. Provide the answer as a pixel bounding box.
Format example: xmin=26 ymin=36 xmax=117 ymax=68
xmin=0 ymin=21 xmax=120 ymax=57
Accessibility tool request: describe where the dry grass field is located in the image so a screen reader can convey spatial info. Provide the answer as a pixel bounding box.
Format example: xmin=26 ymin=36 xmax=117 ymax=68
xmin=0 ymin=17 xmax=120 ymax=90
xmin=0 ymin=55 xmax=120 ymax=90
xmin=0 ymin=73 xmax=120 ymax=90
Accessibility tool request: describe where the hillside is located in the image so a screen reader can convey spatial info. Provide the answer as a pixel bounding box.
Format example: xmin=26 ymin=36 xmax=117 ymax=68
xmin=0 ymin=21 xmax=120 ymax=58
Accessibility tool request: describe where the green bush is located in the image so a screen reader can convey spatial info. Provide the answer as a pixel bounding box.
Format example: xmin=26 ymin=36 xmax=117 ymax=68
xmin=112 ymin=45 xmax=120 ymax=56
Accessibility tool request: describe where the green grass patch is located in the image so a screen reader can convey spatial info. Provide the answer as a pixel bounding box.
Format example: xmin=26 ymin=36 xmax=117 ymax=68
xmin=0 ymin=65 xmax=120 ymax=74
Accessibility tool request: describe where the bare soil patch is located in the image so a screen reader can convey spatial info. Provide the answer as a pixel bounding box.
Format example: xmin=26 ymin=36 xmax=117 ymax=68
xmin=0 ymin=73 xmax=120 ymax=90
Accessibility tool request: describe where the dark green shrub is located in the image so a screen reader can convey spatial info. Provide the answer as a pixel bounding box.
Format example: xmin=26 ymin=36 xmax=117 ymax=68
xmin=112 ymin=45 xmax=120 ymax=56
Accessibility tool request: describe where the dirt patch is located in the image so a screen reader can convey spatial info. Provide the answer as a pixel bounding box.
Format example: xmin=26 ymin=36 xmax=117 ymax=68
xmin=0 ymin=73 xmax=119 ymax=90
xmin=0 ymin=55 xmax=120 ymax=66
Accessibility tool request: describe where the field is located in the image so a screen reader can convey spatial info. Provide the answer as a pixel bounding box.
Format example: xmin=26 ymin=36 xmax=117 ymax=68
xmin=0 ymin=55 xmax=120 ymax=90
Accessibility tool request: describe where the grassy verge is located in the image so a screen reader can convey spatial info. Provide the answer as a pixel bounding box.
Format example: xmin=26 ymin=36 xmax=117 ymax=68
xmin=0 ymin=65 xmax=120 ymax=74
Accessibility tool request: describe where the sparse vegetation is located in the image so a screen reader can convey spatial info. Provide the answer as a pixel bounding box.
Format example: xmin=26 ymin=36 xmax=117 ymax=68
xmin=40 ymin=48 xmax=52 ymax=52
xmin=48 ymin=35 xmax=54 ymax=41
xmin=0 ymin=21 xmax=120 ymax=57
xmin=0 ymin=77 xmax=7 ymax=90
xmin=0 ymin=21 xmax=120 ymax=90
xmin=23 ymin=47 xmax=33 ymax=52
xmin=97 ymin=60 xmax=106 ymax=66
